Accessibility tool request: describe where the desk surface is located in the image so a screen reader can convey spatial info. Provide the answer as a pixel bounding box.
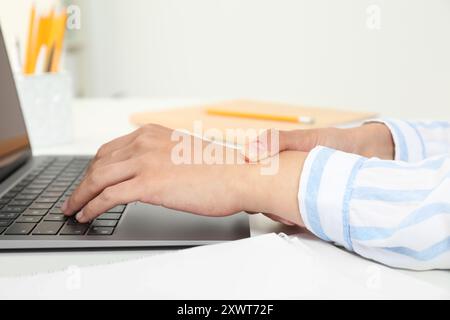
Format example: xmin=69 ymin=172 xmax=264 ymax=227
xmin=2 ymin=98 xmax=449 ymax=299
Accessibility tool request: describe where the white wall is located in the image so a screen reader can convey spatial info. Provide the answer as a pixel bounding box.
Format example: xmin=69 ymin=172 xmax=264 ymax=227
xmin=43 ymin=1 xmax=450 ymax=118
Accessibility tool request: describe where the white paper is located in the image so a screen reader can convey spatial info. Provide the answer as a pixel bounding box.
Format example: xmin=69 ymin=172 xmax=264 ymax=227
xmin=0 ymin=233 xmax=448 ymax=299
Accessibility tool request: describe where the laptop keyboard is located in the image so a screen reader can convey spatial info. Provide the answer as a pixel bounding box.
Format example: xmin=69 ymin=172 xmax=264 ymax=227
xmin=0 ymin=157 xmax=126 ymax=237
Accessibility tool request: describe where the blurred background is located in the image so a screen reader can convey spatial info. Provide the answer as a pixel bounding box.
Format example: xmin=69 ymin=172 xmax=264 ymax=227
xmin=1 ymin=0 xmax=450 ymax=118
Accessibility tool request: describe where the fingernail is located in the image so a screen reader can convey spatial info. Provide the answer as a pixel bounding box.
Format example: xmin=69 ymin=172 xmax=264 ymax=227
xmin=76 ymin=210 xmax=85 ymax=223
xmin=61 ymin=199 xmax=68 ymax=212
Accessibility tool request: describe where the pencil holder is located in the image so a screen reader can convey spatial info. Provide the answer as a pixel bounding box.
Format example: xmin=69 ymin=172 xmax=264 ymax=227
xmin=15 ymin=73 xmax=73 ymax=149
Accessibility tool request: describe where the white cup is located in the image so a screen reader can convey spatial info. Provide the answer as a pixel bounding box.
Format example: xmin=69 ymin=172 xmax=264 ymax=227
xmin=15 ymin=73 xmax=73 ymax=148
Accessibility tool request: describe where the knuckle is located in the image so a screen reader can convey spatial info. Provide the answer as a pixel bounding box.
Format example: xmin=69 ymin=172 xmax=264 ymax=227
xmin=86 ymin=173 xmax=101 ymax=190
xmin=96 ymin=144 xmax=108 ymax=158
xmin=134 ymin=135 xmax=150 ymax=149
xmin=100 ymin=187 xmax=115 ymax=202
xmin=136 ymin=126 xmax=147 ymax=135
xmin=87 ymin=162 xmax=99 ymax=174
xmin=139 ymin=124 xmax=153 ymax=134
xmin=110 ymin=149 xmax=121 ymax=158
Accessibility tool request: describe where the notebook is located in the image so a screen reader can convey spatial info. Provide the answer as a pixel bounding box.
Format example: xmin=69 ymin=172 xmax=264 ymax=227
xmin=129 ymin=99 xmax=377 ymax=143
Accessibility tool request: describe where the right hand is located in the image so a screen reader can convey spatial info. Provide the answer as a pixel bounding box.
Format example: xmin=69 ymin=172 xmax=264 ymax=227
xmin=242 ymin=123 xmax=394 ymax=162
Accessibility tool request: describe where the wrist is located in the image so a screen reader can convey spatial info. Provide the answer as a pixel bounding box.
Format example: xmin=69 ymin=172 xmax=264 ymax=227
xmin=237 ymin=151 xmax=307 ymax=226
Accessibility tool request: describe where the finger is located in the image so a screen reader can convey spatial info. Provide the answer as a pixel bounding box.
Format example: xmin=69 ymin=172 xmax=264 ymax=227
xmin=76 ymin=179 xmax=142 ymax=223
xmin=241 ymin=129 xmax=318 ymax=162
xmin=241 ymin=130 xmax=277 ymax=162
xmin=62 ymin=159 xmax=137 ymax=216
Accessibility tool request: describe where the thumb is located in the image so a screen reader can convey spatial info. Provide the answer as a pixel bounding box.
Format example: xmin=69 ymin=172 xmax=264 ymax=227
xmin=241 ymin=129 xmax=318 ymax=162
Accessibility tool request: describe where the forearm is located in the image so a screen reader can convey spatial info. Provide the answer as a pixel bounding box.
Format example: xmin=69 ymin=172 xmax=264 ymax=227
xmin=235 ymin=123 xmax=393 ymax=225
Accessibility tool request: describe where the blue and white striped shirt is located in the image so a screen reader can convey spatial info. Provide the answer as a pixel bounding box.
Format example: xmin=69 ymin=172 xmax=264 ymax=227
xmin=298 ymin=119 xmax=450 ymax=270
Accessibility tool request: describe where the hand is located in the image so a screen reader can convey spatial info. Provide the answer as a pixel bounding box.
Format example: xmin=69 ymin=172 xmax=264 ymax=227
xmin=62 ymin=124 xmax=307 ymax=226
xmin=242 ymin=123 xmax=394 ymax=162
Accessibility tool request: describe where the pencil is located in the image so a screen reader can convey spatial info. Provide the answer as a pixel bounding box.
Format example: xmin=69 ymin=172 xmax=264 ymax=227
xmin=24 ymin=5 xmax=36 ymax=74
xmin=50 ymin=10 xmax=67 ymax=73
xmin=206 ymin=108 xmax=315 ymax=124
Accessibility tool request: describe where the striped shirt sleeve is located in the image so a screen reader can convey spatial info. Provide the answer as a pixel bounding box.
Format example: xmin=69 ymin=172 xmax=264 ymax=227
xmin=368 ymin=119 xmax=450 ymax=162
xmin=299 ymin=146 xmax=450 ymax=270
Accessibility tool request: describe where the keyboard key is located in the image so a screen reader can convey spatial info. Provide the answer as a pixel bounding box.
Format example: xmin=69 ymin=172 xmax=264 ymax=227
xmin=97 ymin=213 xmax=121 ymax=220
xmin=9 ymin=186 xmax=23 ymax=193
xmin=14 ymin=194 xmax=37 ymax=200
xmin=67 ymin=217 xmax=90 ymax=226
xmin=27 ymin=184 xmax=48 ymax=189
xmin=36 ymin=197 xmax=59 ymax=203
xmin=33 ymin=180 xmax=52 ymax=185
xmin=39 ymin=175 xmax=57 ymax=180
xmin=2 ymin=191 xmax=18 ymax=199
xmin=41 ymin=192 xmax=63 ymax=198
xmin=92 ymin=220 xmax=117 ymax=227
xmin=16 ymin=216 xmax=42 ymax=223
xmin=49 ymin=208 xmax=64 ymax=214
xmin=45 ymin=186 xmax=67 ymax=192
xmin=29 ymin=202 xmax=53 ymax=209
xmin=0 ymin=206 xmax=26 ymax=213
xmin=5 ymin=223 xmax=36 ymax=235
xmin=0 ymin=220 xmax=14 ymax=227
xmin=23 ymin=209 xmax=48 ymax=216
xmin=15 ymin=181 xmax=29 ymax=187
xmin=55 ymin=178 xmax=74 ymax=183
xmin=60 ymin=175 xmax=78 ymax=180
xmin=21 ymin=189 xmax=42 ymax=195
xmin=88 ymin=227 xmax=114 ymax=235
xmin=53 ymin=201 xmax=65 ymax=209
xmin=60 ymin=224 xmax=88 ymax=235
xmin=107 ymin=205 xmax=126 ymax=213
xmin=0 ymin=212 xmax=20 ymax=220
xmin=8 ymin=199 xmax=33 ymax=206
xmin=50 ymin=182 xmax=70 ymax=188
xmin=32 ymin=222 xmax=64 ymax=235
xmin=44 ymin=214 xmax=67 ymax=222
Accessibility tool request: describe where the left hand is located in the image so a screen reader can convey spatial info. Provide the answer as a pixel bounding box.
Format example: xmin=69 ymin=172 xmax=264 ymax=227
xmin=242 ymin=123 xmax=394 ymax=162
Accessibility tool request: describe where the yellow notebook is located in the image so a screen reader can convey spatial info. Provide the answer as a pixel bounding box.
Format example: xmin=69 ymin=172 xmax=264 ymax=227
xmin=130 ymin=99 xmax=376 ymax=143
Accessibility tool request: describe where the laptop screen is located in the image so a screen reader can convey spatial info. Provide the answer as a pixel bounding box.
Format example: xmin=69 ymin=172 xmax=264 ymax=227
xmin=0 ymin=28 xmax=32 ymax=182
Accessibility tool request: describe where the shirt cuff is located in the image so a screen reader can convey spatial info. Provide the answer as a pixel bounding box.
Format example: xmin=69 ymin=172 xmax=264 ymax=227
xmin=364 ymin=119 xmax=426 ymax=162
xmin=299 ymin=146 xmax=365 ymax=251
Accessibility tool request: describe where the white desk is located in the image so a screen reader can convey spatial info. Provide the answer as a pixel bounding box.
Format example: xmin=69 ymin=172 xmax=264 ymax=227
xmin=1 ymin=98 xmax=449 ymax=299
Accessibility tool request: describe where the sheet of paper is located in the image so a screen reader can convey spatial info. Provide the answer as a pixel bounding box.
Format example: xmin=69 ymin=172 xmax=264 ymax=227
xmin=0 ymin=233 xmax=447 ymax=299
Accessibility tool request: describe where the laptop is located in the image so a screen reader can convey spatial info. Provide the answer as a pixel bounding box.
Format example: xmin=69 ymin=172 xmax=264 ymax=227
xmin=0 ymin=28 xmax=250 ymax=250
